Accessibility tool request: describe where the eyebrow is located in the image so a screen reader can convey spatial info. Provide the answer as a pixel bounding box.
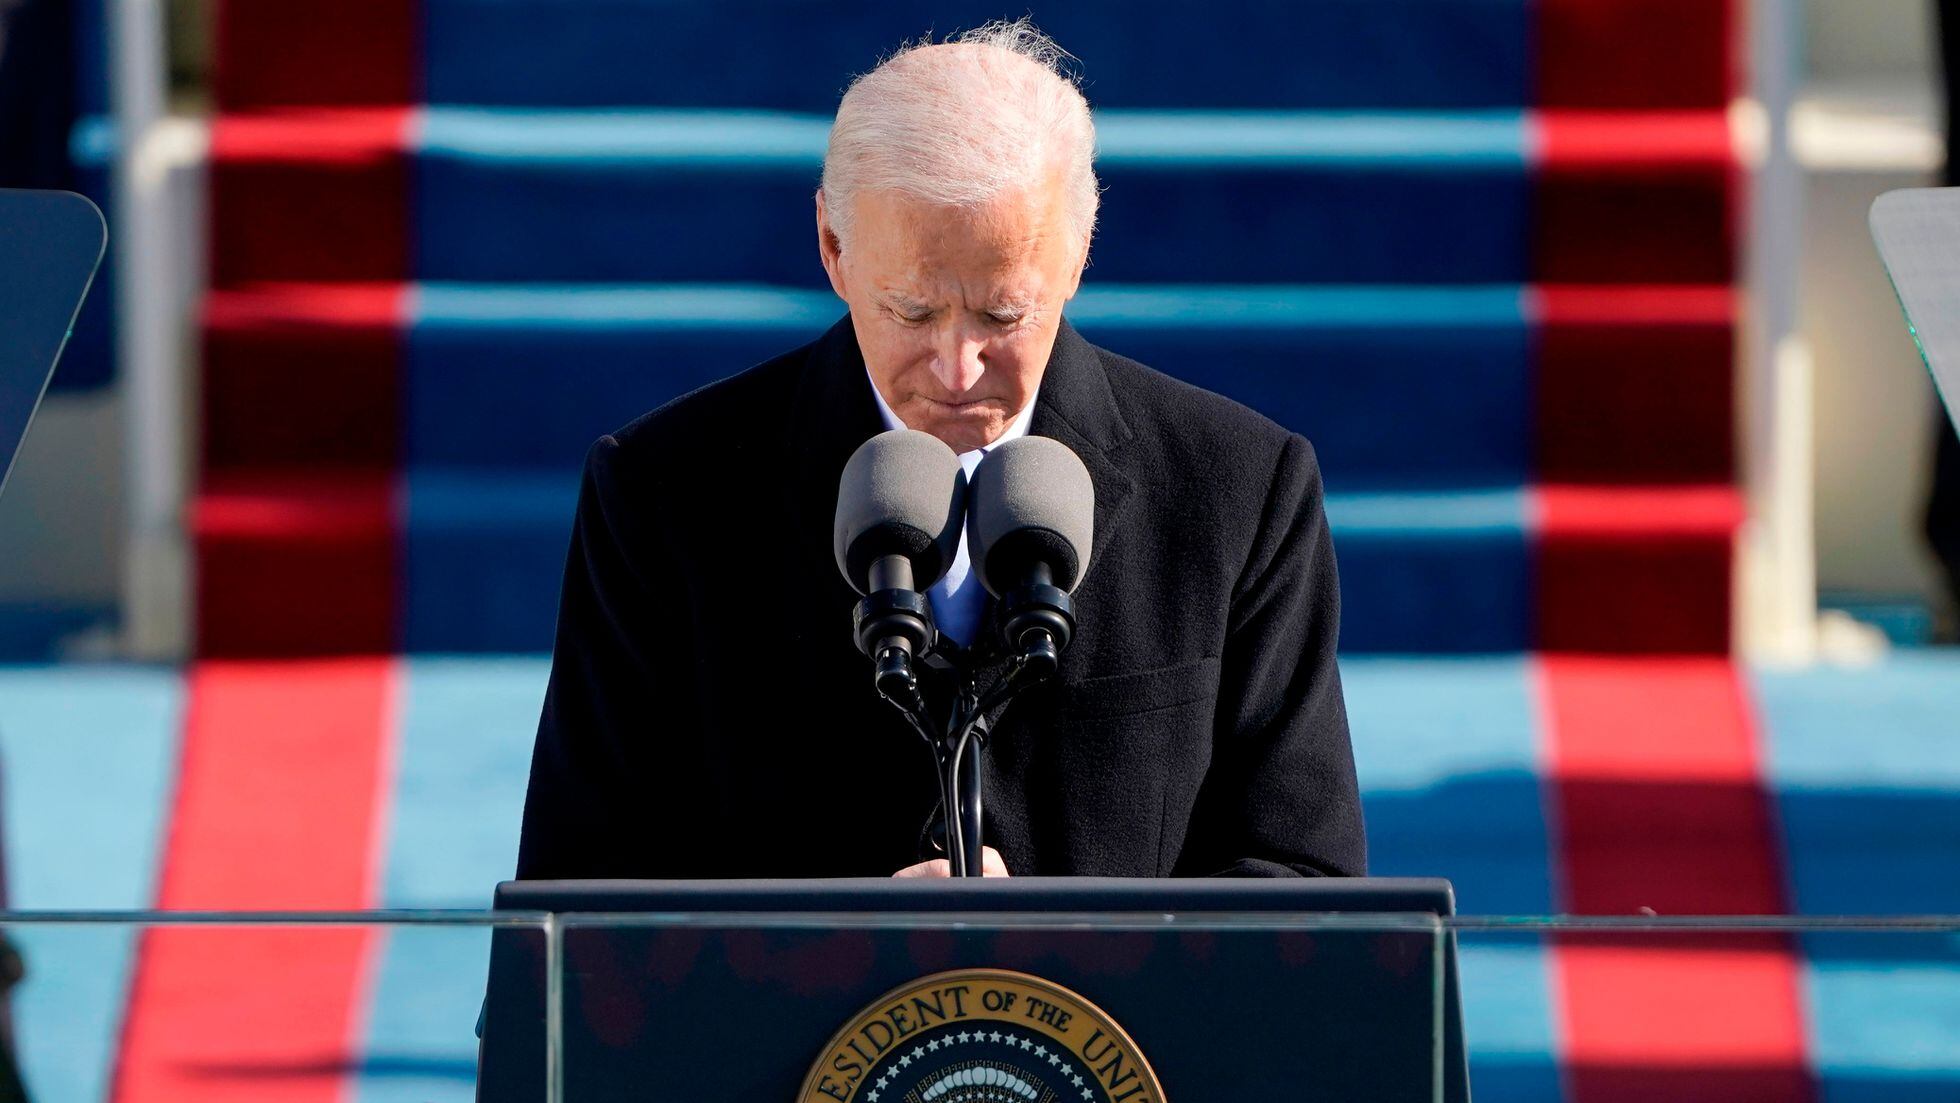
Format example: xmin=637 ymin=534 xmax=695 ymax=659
xmin=879 ymin=291 xmax=930 ymax=310
xmin=878 ymin=292 xmax=1032 ymax=317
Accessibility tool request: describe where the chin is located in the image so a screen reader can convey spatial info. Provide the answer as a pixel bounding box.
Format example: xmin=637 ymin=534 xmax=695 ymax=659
xmin=922 ymin=416 xmax=1000 ymax=454
xmin=928 ymin=426 xmax=992 ymax=453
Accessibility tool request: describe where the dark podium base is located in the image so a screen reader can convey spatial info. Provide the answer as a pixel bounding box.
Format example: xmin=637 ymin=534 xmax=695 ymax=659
xmin=479 ymin=877 xmax=1470 ymax=1102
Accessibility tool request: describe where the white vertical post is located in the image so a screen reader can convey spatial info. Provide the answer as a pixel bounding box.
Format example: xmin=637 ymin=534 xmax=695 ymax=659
xmin=107 ymin=0 xmax=188 ymax=659
xmin=1740 ymin=0 xmax=1818 ymax=663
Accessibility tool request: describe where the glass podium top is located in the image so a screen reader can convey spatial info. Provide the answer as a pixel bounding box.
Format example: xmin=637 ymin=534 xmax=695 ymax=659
xmin=0 ymin=189 xmax=105 ymax=498
xmin=1873 ymin=186 xmax=1960 ymax=430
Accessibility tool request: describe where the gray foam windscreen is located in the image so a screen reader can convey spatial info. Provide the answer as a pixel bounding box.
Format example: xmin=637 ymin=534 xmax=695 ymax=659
xmin=968 ymin=435 xmax=1096 ymax=595
xmin=833 ymin=428 xmax=968 ymax=593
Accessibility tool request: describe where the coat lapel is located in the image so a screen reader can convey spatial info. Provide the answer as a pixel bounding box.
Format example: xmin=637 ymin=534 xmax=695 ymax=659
xmin=1028 ymin=318 xmax=1138 ymax=584
xmin=785 ymin=316 xmax=887 ymax=644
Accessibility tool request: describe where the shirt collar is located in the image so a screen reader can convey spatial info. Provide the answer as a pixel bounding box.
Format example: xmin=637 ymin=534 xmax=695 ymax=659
xmin=865 ymin=369 xmax=1040 ymax=460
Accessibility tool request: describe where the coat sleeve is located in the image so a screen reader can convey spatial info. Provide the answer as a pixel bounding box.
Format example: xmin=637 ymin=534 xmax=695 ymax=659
xmin=1172 ymin=433 xmax=1368 ymax=878
xmin=514 ymin=435 xmax=695 ymax=880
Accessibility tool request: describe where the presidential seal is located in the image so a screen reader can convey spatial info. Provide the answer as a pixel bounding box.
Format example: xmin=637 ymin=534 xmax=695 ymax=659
xmin=799 ymin=968 xmax=1164 ymax=1103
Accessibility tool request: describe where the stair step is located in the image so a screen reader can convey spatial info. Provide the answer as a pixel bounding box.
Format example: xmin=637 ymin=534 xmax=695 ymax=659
xmin=201 ymin=282 xmax=406 ymax=471
xmin=193 ymin=473 xmax=397 ymax=656
xmin=214 ymin=0 xmax=1729 ymax=113
xmin=191 ymin=473 xmax=1734 ymax=656
xmin=202 ymin=281 xmax=1734 ymax=489
xmin=206 ymin=108 xmax=1733 ymax=287
xmin=393 ymin=475 xmax=1736 ymax=654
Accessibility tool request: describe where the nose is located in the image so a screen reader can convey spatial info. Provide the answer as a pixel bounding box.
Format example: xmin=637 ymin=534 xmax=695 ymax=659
xmin=929 ymin=324 xmax=987 ymax=396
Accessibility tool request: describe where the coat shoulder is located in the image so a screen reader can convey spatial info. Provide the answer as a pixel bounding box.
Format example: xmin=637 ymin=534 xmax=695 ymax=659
xmin=1094 ymin=344 xmax=1314 ymax=488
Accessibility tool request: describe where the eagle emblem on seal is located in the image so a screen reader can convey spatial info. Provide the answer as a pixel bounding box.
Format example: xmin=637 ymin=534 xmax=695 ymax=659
xmin=800 ymin=968 xmax=1165 ymax=1103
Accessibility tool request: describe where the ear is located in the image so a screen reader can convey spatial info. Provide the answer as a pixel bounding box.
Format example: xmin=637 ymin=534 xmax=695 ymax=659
xmin=816 ymin=189 xmax=849 ymax=300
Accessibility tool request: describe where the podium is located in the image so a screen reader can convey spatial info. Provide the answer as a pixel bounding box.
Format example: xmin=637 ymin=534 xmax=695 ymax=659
xmin=478 ymin=878 xmax=1470 ymax=1101
xmin=1873 ymin=188 xmax=1960 ymax=430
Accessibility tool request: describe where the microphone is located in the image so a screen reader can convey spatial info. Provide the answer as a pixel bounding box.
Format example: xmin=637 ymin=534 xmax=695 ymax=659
xmin=968 ymin=436 xmax=1095 ymax=674
xmin=834 ymin=429 xmax=967 ymax=707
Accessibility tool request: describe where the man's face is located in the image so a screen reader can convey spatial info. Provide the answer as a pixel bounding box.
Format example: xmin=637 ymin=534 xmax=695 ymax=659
xmin=818 ymin=178 xmax=1086 ymax=453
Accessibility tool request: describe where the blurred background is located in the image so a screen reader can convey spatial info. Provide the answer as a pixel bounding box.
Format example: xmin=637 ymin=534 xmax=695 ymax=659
xmin=0 ymin=0 xmax=1955 ymax=1101
xmin=3 ymin=0 xmax=1959 ymax=660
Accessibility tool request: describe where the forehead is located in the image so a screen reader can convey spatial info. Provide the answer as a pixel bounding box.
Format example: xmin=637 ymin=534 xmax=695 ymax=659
xmin=852 ymin=185 xmax=1073 ymax=281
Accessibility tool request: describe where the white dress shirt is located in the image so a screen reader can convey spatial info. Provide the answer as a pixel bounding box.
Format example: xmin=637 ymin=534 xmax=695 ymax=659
xmin=866 ymin=372 xmax=1039 ymax=647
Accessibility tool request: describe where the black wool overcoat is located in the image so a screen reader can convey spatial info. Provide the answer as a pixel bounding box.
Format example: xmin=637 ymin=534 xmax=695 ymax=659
xmin=515 ymin=316 xmax=1366 ymax=879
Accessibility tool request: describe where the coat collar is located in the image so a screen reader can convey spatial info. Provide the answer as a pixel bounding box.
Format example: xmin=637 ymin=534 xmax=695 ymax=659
xmin=788 ymin=313 xmax=1138 ymax=602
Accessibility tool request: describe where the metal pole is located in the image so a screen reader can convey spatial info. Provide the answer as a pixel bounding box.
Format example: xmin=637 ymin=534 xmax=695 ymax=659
xmin=107 ymin=0 xmax=188 ymax=659
xmin=545 ymin=915 xmax=563 ymax=1103
xmin=1741 ymin=0 xmax=1819 ymax=662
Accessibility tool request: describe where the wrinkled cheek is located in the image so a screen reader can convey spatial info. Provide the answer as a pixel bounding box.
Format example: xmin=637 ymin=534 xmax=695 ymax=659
xmin=988 ymin=349 xmax=1040 ymax=406
xmin=864 ymin=342 xmax=938 ymax=415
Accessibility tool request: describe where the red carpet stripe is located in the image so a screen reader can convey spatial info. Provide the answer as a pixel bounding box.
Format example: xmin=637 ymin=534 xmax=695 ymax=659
xmin=1534 ymin=0 xmax=1736 ymax=110
xmin=194 ymin=473 xmax=400 ymax=657
xmin=111 ymin=658 xmax=397 ymax=1103
xmin=1532 ymin=285 xmax=1735 ymax=486
xmin=215 ymin=0 xmax=416 ymax=110
xmin=209 ymin=108 xmax=413 ymax=287
xmin=1531 ymin=110 xmax=1737 ymax=286
xmin=202 ymin=282 xmax=407 ymax=473
xmin=1539 ymin=656 xmax=1814 ymax=1102
xmin=1534 ymin=486 xmax=1742 ymax=654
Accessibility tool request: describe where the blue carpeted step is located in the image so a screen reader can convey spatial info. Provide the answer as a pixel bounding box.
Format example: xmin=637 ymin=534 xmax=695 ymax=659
xmin=405 ymin=476 xmax=1509 ymax=653
xmin=0 ymin=665 xmax=182 ymax=1100
xmin=407 ymin=283 xmax=1532 ymax=492
xmin=402 ymin=471 xmax=575 ymax=653
xmin=402 ymin=473 xmax=1737 ymax=653
xmin=421 ymin=0 xmax=1531 ymax=111
xmin=410 ymin=108 xmax=1530 ymax=286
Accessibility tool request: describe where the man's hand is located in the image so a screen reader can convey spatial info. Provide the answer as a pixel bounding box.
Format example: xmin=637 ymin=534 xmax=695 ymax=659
xmin=893 ymin=846 xmax=1010 ymax=877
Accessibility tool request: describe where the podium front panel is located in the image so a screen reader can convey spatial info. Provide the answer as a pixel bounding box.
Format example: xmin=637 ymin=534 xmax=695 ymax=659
xmin=478 ymin=878 xmax=1463 ymax=1102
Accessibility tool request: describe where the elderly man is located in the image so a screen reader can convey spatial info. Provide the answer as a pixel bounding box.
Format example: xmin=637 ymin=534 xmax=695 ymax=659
xmin=516 ymin=21 xmax=1364 ymax=880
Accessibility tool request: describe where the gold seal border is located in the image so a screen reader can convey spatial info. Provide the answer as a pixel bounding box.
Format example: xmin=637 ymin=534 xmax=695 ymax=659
xmin=796 ymin=966 xmax=1165 ymax=1102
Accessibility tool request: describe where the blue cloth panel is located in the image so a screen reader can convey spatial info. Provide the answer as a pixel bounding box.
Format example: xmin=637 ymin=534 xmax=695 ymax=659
xmin=353 ymin=657 xmax=548 ymax=1103
xmin=1452 ymin=943 xmax=1565 ymax=1103
xmin=1344 ymin=656 xmax=1560 ymax=1097
xmin=0 ymin=664 xmax=181 ymax=1102
xmin=401 ymin=471 xmax=582 ymax=652
xmin=72 ymin=0 xmax=107 ymax=117
xmin=353 ymin=927 xmax=499 ymax=1102
xmin=407 ymin=284 xmax=839 ymax=471
xmin=400 ymin=477 xmax=1535 ymax=654
xmin=1754 ymin=655 xmax=1960 ymax=1100
xmin=380 ymin=656 xmax=544 ymax=907
xmin=0 ymin=601 xmax=115 ymax=659
xmin=1343 ymin=654 xmax=1552 ymax=913
xmin=1797 ymin=939 xmax=1960 ymax=1103
xmin=1326 ymin=490 xmax=1533 ymax=652
xmin=1754 ymin=654 xmax=1960 ymax=917
xmin=411 ymin=109 xmax=1529 ymax=285
xmin=1070 ymin=286 xmax=1530 ymax=492
xmin=422 ymin=0 xmax=1530 ymax=111
xmin=408 ymin=283 xmax=1531 ymax=491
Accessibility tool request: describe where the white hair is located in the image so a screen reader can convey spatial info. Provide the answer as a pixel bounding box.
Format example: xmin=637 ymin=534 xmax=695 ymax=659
xmin=820 ymin=18 xmax=1100 ymax=256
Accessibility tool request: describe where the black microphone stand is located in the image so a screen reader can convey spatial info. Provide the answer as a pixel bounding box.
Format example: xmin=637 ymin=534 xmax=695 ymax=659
xmin=938 ymin=629 xmax=1059 ymax=875
xmin=857 ymin=577 xmax=1070 ymax=878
